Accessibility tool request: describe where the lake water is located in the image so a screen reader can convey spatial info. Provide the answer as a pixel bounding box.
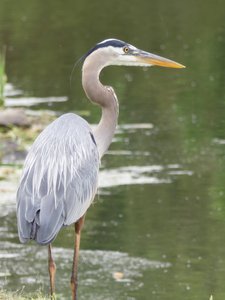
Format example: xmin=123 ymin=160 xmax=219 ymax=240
xmin=0 ymin=0 xmax=225 ymax=299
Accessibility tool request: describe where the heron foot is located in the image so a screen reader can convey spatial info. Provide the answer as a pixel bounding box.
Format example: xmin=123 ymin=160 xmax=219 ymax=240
xmin=50 ymin=292 xmax=57 ymax=300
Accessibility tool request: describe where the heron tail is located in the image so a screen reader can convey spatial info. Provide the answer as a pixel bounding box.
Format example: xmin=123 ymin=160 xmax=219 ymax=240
xmin=17 ymin=194 xmax=64 ymax=245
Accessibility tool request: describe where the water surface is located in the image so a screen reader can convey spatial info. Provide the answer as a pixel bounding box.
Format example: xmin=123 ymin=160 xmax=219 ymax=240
xmin=0 ymin=0 xmax=225 ymax=299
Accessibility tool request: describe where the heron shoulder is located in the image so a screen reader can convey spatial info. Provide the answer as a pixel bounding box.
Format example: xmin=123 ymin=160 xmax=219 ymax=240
xmin=32 ymin=112 xmax=96 ymax=150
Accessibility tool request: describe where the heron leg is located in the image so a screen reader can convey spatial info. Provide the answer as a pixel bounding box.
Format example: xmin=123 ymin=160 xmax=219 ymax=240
xmin=48 ymin=244 xmax=56 ymax=299
xmin=70 ymin=215 xmax=85 ymax=300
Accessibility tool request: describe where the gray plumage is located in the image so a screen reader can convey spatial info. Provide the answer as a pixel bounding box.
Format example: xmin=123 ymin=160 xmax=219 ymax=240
xmin=17 ymin=113 xmax=99 ymax=245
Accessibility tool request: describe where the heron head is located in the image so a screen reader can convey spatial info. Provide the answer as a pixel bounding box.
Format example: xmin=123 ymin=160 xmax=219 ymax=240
xmin=84 ymin=38 xmax=185 ymax=69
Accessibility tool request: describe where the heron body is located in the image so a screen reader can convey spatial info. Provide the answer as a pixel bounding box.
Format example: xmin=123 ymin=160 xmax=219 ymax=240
xmin=16 ymin=38 xmax=185 ymax=299
xmin=17 ymin=113 xmax=99 ymax=244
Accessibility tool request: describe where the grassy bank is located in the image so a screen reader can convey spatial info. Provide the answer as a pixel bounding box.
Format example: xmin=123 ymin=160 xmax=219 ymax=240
xmin=0 ymin=290 xmax=215 ymax=300
xmin=0 ymin=290 xmax=49 ymax=300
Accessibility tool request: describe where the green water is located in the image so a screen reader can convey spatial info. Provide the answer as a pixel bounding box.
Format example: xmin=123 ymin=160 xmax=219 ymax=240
xmin=0 ymin=0 xmax=225 ymax=299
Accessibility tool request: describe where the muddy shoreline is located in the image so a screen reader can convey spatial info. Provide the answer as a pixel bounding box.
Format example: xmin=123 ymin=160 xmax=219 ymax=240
xmin=0 ymin=108 xmax=57 ymax=165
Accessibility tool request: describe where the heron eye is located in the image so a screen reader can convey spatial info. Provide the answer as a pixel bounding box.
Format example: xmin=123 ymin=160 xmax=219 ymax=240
xmin=123 ymin=46 xmax=129 ymax=54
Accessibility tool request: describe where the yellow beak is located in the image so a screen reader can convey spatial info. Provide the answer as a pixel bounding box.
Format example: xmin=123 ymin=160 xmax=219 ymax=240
xmin=135 ymin=50 xmax=186 ymax=69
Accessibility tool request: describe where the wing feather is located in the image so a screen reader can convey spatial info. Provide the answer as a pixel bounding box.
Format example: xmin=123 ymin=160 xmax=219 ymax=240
xmin=17 ymin=113 xmax=100 ymax=245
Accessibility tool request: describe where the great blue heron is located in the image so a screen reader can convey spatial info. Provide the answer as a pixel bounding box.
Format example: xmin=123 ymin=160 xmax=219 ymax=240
xmin=16 ymin=38 xmax=185 ymax=299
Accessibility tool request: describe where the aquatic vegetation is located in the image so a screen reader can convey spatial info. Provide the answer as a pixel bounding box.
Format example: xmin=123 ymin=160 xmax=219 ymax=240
xmin=0 ymin=47 xmax=6 ymax=107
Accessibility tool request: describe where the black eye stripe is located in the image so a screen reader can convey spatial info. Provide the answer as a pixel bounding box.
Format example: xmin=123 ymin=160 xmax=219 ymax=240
xmin=98 ymin=40 xmax=126 ymax=49
xmin=84 ymin=39 xmax=128 ymax=59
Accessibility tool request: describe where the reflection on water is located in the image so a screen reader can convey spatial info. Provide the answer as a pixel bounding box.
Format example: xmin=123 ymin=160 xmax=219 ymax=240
xmin=4 ymin=83 xmax=68 ymax=107
xmin=5 ymin=96 xmax=68 ymax=107
xmin=99 ymin=164 xmax=193 ymax=188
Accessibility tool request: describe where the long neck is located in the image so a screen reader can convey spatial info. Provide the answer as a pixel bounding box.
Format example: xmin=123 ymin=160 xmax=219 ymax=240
xmin=82 ymin=54 xmax=119 ymax=158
